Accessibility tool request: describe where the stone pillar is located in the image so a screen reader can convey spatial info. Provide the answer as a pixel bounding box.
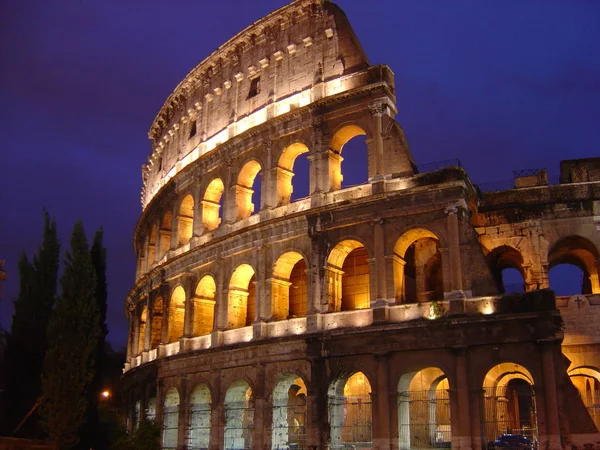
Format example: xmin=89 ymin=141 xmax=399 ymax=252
xmin=160 ymin=282 xmax=171 ymax=345
xmin=192 ymin=180 xmax=204 ymax=238
xmin=266 ymin=277 xmax=291 ymax=320
xmin=372 ymin=219 xmax=388 ymax=302
xmin=178 ymin=378 xmax=189 ymax=450
xmin=145 ymin=291 xmax=155 ymax=351
xmin=324 ymin=266 xmax=344 ymax=312
xmin=222 ymin=165 xmax=236 ymax=224
xmin=170 ymin=202 xmax=179 ymax=250
xmin=307 ymin=357 xmax=329 ymax=449
xmin=540 ymin=343 xmax=562 ymax=450
xmin=131 ymin=313 xmax=140 ymax=357
xmin=252 ymin=365 xmax=266 ymax=449
xmin=452 ymin=347 xmax=472 ymax=450
xmin=373 ymin=353 xmax=392 ymax=449
xmin=390 ymin=254 xmax=406 ymax=303
xmin=369 ymin=102 xmax=385 ymax=179
xmin=445 ymin=203 xmax=464 ymax=292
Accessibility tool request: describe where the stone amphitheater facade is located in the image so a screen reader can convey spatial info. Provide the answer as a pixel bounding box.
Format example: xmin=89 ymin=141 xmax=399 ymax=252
xmin=123 ymin=1 xmax=600 ymax=449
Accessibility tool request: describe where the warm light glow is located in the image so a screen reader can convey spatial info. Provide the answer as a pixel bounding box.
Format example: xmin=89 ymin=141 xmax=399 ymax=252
xmin=228 ymin=264 xmax=256 ymax=329
xmin=202 ymin=178 xmax=224 ymax=231
xmin=101 ymin=390 xmax=111 ymax=399
xmin=482 ymin=302 xmax=495 ymax=315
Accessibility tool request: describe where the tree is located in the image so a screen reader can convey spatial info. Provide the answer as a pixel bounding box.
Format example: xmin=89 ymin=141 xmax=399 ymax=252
xmin=40 ymin=221 xmax=102 ymax=449
xmin=5 ymin=211 xmax=60 ymax=437
xmin=82 ymin=228 xmax=109 ymax=449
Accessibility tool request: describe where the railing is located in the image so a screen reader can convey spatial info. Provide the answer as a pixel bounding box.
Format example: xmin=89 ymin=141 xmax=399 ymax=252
xmin=475 ymin=180 xmax=514 ymax=193
xmin=513 ymin=168 xmax=546 ymax=178
xmin=417 ymin=159 xmax=462 ymax=174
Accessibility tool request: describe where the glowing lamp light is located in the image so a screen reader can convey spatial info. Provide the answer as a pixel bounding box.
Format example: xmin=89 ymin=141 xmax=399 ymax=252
xmin=482 ymin=303 xmax=495 ymax=315
xmin=101 ymin=390 xmax=111 ymax=399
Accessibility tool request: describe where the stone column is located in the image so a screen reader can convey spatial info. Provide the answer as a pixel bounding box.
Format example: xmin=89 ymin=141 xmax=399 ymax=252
xmin=372 ymin=219 xmax=388 ymax=303
xmin=369 ymin=102 xmax=385 ymax=179
xmin=445 ymin=203 xmax=464 ymax=292
xmin=540 ymin=343 xmax=562 ymax=450
xmin=160 ymin=282 xmax=171 ymax=345
xmin=252 ymin=365 xmax=266 ymax=449
xmin=389 ymin=254 xmax=406 ymax=303
xmin=178 ymin=378 xmax=189 ymax=450
xmin=373 ymin=353 xmax=392 ymax=449
xmin=307 ymin=357 xmax=329 ymax=449
xmin=145 ymin=290 xmax=156 ymax=351
xmin=452 ymin=347 xmax=472 ymax=450
xmin=324 ymin=266 xmax=344 ymax=312
xmin=192 ymin=181 xmax=205 ymax=238
xmin=131 ymin=313 xmax=140 ymax=357
xmin=170 ymin=202 xmax=179 ymax=251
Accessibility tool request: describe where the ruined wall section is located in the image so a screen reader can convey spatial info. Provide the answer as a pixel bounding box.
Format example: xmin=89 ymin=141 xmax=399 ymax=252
xmin=142 ymin=0 xmax=370 ymax=209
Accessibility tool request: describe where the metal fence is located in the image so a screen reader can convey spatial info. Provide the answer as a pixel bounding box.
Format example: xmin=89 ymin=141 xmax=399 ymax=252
xmin=417 ymin=159 xmax=463 ymax=174
xmin=187 ymin=403 xmax=211 ymax=450
xmin=272 ymin=402 xmax=307 ymax=450
xmin=578 ymin=389 xmax=600 ymax=431
xmin=398 ymin=390 xmax=451 ymax=450
xmin=475 ymin=180 xmax=515 ymax=193
xmin=162 ymin=405 xmax=179 ymax=450
xmin=224 ymin=401 xmax=254 ymax=450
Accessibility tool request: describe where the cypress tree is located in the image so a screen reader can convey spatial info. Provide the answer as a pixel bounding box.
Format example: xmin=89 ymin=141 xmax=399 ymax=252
xmin=5 ymin=211 xmax=60 ymax=437
xmin=40 ymin=221 xmax=102 ymax=449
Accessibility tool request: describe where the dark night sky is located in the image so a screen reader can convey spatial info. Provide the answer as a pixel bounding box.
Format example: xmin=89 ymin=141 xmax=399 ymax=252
xmin=1 ymin=0 xmax=599 ymax=350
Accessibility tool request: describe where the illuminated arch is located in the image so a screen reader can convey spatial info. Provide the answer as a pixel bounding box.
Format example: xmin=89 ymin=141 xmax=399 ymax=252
xmin=147 ymin=224 xmax=157 ymax=268
xmin=482 ymin=363 xmax=538 ymax=443
xmin=168 ymin=286 xmax=186 ymax=343
xmin=328 ymin=372 xmax=372 ymax=447
xmin=138 ymin=306 xmax=147 ymax=354
xmin=486 ymin=245 xmax=526 ymax=293
xmin=568 ymin=366 xmax=600 ymax=428
xmin=548 ymin=235 xmax=600 ymax=294
xmin=163 ymin=388 xmax=180 ymax=450
xmin=398 ymin=368 xmax=452 ymax=450
xmin=193 ymin=275 xmax=216 ymax=336
xmin=228 ymin=264 xmax=256 ymax=329
xmin=329 ymin=125 xmax=367 ymax=190
xmin=393 ymin=228 xmax=443 ymax=304
xmin=236 ymin=160 xmax=262 ymax=220
xmin=188 ymin=383 xmax=211 ymax=449
xmin=158 ymin=211 xmax=172 ymax=259
xmin=151 ymin=296 xmax=163 ymax=348
xmin=271 ymin=251 xmax=308 ymax=320
xmin=177 ymin=194 xmax=194 ymax=246
xmin=276 ymin=142 xmax=310 ymax=206
xmin=224 ymin=380 xmax=254 ymax=450
xmin=326 ymin=240 xmax=370 ymax=312
xmin=272 ymin=374 xmax=307 ymax=449
xmin=202 ymin=178 xmax=225 ymax=231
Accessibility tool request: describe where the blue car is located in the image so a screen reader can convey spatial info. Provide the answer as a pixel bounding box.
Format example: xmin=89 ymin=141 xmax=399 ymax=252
xmin=493 ymin=434 xmax=534 ymax=450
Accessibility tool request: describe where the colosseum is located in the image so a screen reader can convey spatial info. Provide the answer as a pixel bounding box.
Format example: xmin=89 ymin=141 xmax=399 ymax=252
xmin=123 ymin=1 xmax=600 ymax=449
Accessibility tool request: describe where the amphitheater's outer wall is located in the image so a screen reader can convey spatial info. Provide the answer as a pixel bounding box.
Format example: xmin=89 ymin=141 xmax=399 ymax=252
xmin=124 ymin=1 xmax=600 ymax=449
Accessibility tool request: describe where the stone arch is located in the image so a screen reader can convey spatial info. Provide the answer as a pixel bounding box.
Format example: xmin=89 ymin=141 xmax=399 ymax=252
xmin=188 ymin=382 xmax=211 ymax=449
xmin=271 ymin=251 xmax=308 ymax=320
xmin=393 ymin=228 xmax=444 ymax=304
xmin=567 ymin=366 xmax=600 ymax=429
xmin=548 ymin=235 xmax=600 ymax=294
xmin=276 ymin=142 xmax=310 ymax=206
xmin=168 ymin=285 xmax=186 ymax=343
xmin=271 ymin=373 xmax=308 ymax=449
xmin=228 ymin=264 xmax=257 ymax=329
xmin=138 ymin=305 xmax=147 ymax=354
xmin=163 ymin=387 xmax=180 ymax=450
xmin=224 ymin=380 xmax=254 ymax=450
xmin=191 ymin=275 xmax=216 ymax=336
xmin=203 ymin=178 xmax=225 ymax=231
xmin=328 ymin=371 xmax=372 ymax=448
xmin=397 ymin=367 xmax=452 ymax=450
xmin=236 ymin=159 xmax=262 ymax=220
xmin=177 ymin=194 xmax=194 ymax=246
xmin=151 ymin=296 xmax=163 ymax=348
xmin=326 ymin=239 xmax=371 ymax=312
xmin=158 ymin=211 xmax=172 ymax=259
xmin=329 ymin=124 xmax=368 ymax=190
xmin=481 ymin=363 xmax=538 ymax=444
xmin=486 ymin=245 xmax=526 ymax=293
xmin=147 ymin=224 xmax=157 ymax=267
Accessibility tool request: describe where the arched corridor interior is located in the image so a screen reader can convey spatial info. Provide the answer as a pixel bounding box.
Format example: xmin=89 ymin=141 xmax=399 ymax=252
xmin=193 ymin=275 xmax=216 ymax=336
xmin=178 ymin=194 xmax=194 ymax=246
xmin=398 ymin=368 xmax=451 ymax=450
xmin=151 ymin=297 xmax=163 ymax=348
xmin=163 ymin=388 xmax=180 ymax=450
xmin=328 ymin=372 xmax=372 ymax=448
xmin=224 ymin=381 xmax=254 ymax=450
xmin=549 ymin=264 xmax=586 ymax=296
xmin=569 ymin=368 xmax=600 ymax=430
xmin=502 ymin=268 xmax=525 ymax=294
xmin=327 ymin=240 xmax=370 ymax=312
xmin=228 ymin=264 xmax=256 ymax=329
xmin=202 ymin=178 xmax=224 ymax=231
xmin=272 ymin=375 xmax=307 ymax=449
xmin=272 ymin=252 xmax=308 ymax=320
xmin=168 ymin=286 xmax=186 ymax=343
xmin=548 ymin=235 xmax=600 ymax=295
xmin=188 ymin=383 xmax=211 ymax=449
xmin=481 ymin=363 xmax=538 ymax=445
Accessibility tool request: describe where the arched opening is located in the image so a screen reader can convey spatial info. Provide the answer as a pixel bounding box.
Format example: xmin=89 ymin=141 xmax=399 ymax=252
xmin=137 ymin=238 xmax=147 ymax=277
xmin=272 ymin=252 xmax=308 ymax=320
xmin=193 ymin=275 xmax=216 ymax=336
xmin=548 ymin=236 xmax=600 ymax=295
xmin=277 ymin=142 xmax=310 ymax=205
xmin=236 ymin=160 xmax=262 ymax=220
xmin=224 ymin=381 xmax=254 ymax=450
xmin=329 ymin=125 xmax=368 ymax=190
xmin=481 ymin=363 xmax=537 ymax=446
xmin=228 ymin=264 xmax=257 ymax=329
xmin=568 ymin=367 xmax=600 ymax=429
xmin=158 ymin=211 xmax=172 ymax=259
xmin=394 ymin=229 xmax=444 ymax=304
xmin=272 ymin=375 xmax=307 ymax=449
xmin=203 ymin=178 xmax=224 ymax=231
xmin=486 ymin=245 xmax=526 ymax=293
xmin=162 ymin=388 xmax=180 ymax=450
xmin=178 ymin=194 xmax=194 ymax=246
xmin=147 ymin=225 xmax=157 ymax=267
xmin=398 ymin=368 xmax=451 ymax=450
xmin=138 ymin=306 xmax=147 ymax=354
xmin=188 ymin=383 xmax=211 ymax=449
xmin=328 ymin=372 xmax=372 ymax=448
xmin=151 ymin=296 xmax=163 ymax=348
xmin=168 ymin=286 xmax=186 ymax=343
xmin=327 ymin=240 xmax=370 ymax=312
